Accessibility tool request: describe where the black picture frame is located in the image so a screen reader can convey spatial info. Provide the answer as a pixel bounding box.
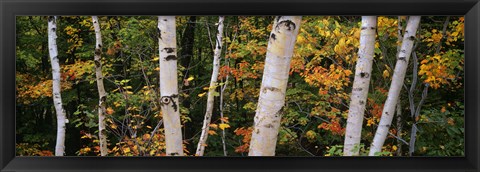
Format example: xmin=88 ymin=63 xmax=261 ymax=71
xmin=1 ymin=0 xmax=479 ymax=171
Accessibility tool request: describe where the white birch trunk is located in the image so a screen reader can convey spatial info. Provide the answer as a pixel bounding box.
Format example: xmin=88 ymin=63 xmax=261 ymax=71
xmin=92 ymin=16 xmax=108 ymax=156
xmin=369 ymin=16 xmax=421 ymax=156
xmin=248 ymin=16 xmax=302 ymax=156
xmin=158 ymin=16 xmax=184 ymax=156
xmin=195 ymin=16 xmax=225 ymax=156
xmin=343 ymin=16 xmax=377 ymax=156
xmin=48 ymin=16 xmax=67 ymax=156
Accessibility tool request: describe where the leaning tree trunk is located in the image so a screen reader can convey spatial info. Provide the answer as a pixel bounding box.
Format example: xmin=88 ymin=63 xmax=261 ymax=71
xmin=92 ymin=16 xmax=108 ymax=156
xmin=196 ymin=16 xmax=225 ymax=156
xmin=369 ymin=16 xmax=421 ymax=156
xmin=48 ymin=16 xmax=67 ymax=156
xmin=343 ymin=16 xmax=377 ymax=156
xmin=158 ymin=16 xmax=184 ymax=156
xmin=248 ymin=16 xmax=302 ymax=156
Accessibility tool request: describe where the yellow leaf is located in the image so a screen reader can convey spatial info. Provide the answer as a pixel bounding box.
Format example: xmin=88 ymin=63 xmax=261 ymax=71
xmin=208 ymin=130 xmax=217 ymax=135
xmin=198 ymin=92 xmax=206 ymax=97
xmin=106 ymin=107 xmax=114 ymax=115
xmin=383 ymin=70 xmax=390 ymax=79
xmin=392 ymin=145 xmax=398 ymax=151
xmin=219 ymin=123 xmax=230 ymax=130
xmin=143 ymin=134 xmax=151 ymax=140
xmin=123 ymin=147 xmax=131 ymax=153
xmin=344 ymin=70 xmax=352 ymax=76
xmin=209 ymin=124 xmax=218 ymax=129
xmin=187 ymin=76 xmax=194 ymax=81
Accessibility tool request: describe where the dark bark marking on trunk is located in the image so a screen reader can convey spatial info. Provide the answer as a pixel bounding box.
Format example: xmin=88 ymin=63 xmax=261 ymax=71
xmin=360 ymin=72 xmax=370 ymax=78
xmin=165 ymin=55 xmax=177 ymax=61
xmin=160 ymin=94 xmax=179 ymax=112
xmin=353 ymin=87 xmax=363 ymax=91
xmin=95 ymin=49 xmax=102 ymax=56
xmin=262 ymin=87 xmax=280 ymax=93
xmin=157 ymin=28 xmax=162 ymax=39
xmin=164 ymin=47 xmax=175 ymax=53
xmin=276 ymin=20 xmax=296 ymax=31
xmin=94 ymin=60 xmax=101 ymax=67
xmin=270 ymin=33 xmax=276 ymax=41
xmin=100 ymin=96 xmax=107 ymax=104
xmin=408 ymin=36 xmax=415 ymax=41
xmin=398 ymin=57 xmax=407 ymax=63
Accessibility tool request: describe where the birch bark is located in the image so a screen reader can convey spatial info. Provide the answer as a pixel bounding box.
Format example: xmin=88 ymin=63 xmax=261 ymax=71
xmin=92 ymin=16 xmax=108 ymax=156
xmin=248 ymin=16 xmax=302 ymax=156
xmin=369 ymin=16 xmax=421 ymax=156
xmin=48 ymin=16 xmax=67 ymax=156
xmin=196 ymin=16 xmax=225 ymax=156
xmin=158 ymin=16 xmax=184 ymax=156
xmin=343 ymin=16 xmax=377 ymax=156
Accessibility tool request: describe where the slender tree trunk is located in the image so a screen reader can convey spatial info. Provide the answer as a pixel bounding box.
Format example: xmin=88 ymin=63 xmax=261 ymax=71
xmin=48 ymin=16 xmax=67 ymax=156
xmin=196 ymin=16 xmax=225 ymax=156
xmin=343 ymin=16 xmax=377 ymax=156
xmin=248 ymin=16 xmax=302 ymax=156
xmin=158 ymin=16 xmax=184 ymax=156
xmin=92 ymin=16 xmax=108 ymax=156
xmin=369 ymin=16 xmax=421 ymax=156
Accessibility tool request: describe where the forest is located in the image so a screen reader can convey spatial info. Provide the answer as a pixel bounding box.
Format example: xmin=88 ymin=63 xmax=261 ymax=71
xmin=16 ymin=16 xmax=464 ymax=156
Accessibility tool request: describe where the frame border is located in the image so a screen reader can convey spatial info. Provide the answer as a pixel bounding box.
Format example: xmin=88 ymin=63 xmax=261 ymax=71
xmin=1 ymin=0 xmax=479 ymax=172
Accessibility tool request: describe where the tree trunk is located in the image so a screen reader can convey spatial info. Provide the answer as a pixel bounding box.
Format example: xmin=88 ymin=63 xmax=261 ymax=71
xmin=92 ymin=16 xmax=108 ymax=156
xmin=195 ymin=16 xmax=225 ymax=156
xmin=248 ymin=16 xmax=302 ymax=156
xmin=343 ymin=16 xmax=377 ymax=156
xmin=158 ymin=16 xmax=184 ymax=156
xmin=48 ymin=16 xmax=67 ymax=156
xmin=369 ymin=16 xmax=421 ymax=156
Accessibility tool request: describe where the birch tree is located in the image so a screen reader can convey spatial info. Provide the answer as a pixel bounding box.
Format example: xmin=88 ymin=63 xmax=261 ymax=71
xmin=92 ymin=16 xmax=108 ymax=156
xmin=369 ymin=16 xmax=421 ymax=156
xmin=196 ymin=16 xmax=225 ymax=156
xmin=248 ymin=16 xmax=302 ymax=156
xmin=343 ymin=16 xmax=377 ymax=156
xmin=48 ymin=16 xmax=68 ymax=156
xmin=158 ymin=16 xmax=184 ymax=156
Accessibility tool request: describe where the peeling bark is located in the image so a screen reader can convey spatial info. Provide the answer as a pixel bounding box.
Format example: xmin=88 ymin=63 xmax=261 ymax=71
xmin=369 ymin=16 xmax=421 ymax=156
xmin=343 ymin=16 xmax=377 ymax=156
xmin=196 ymin=16 xmax=225 ymax=156
xmin=48 ymin=16 xmax=67 ymax=156
xmin=92 ymin=16 xmax=108 ymax=156
xmin=248 ymin=16 xmax=302 ymax=156
xmin=158 ymin=16 xmax=184 ymax=156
